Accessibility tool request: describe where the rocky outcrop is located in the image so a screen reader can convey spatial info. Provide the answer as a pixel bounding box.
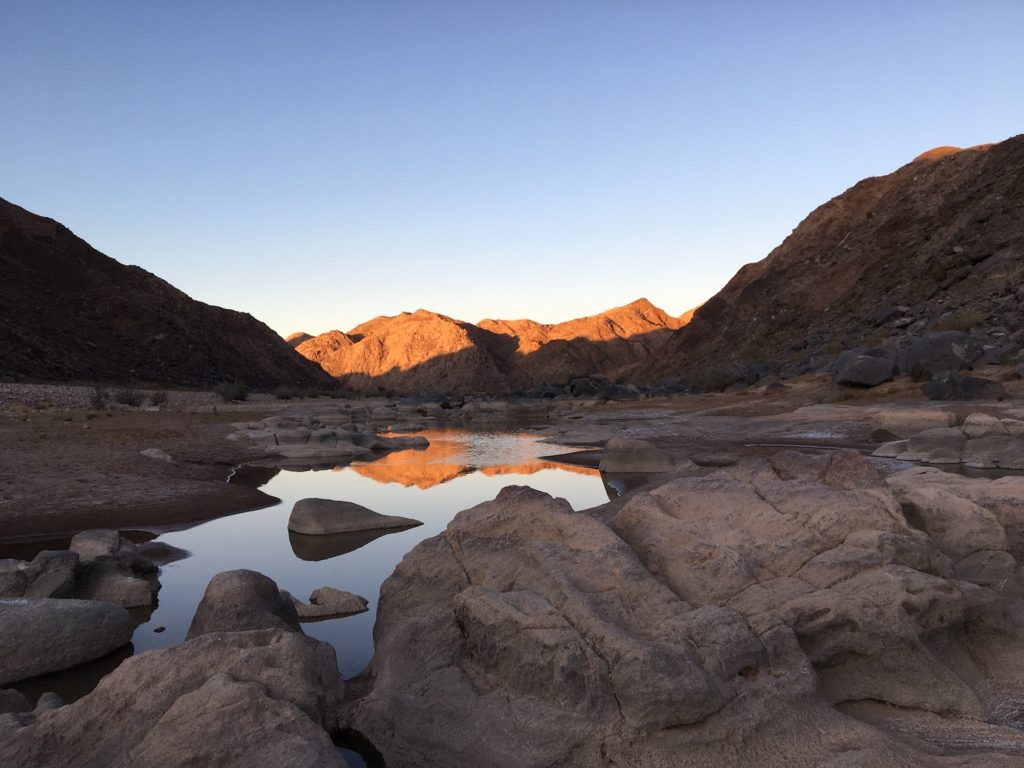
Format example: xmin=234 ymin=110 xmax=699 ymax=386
xmin=294 ymin=299 xmax=684 ymax=394
xmin=648 ymin=135 xmax=1024 ymax=387
xmin=0 ymin=598 xmax=134 ymax=685
xmin=921 ymin=372 xmax=1007 ymax=401
xmin=342 ymin=452 xmax=1024 ymax=766
xmin=70 ymin=529 xmax=160 ymax=608
xmin=187 ymin=569 xmax=301 ymax=639
xmin=876 ymin=413 xmax=1024 ymax=469
xmin=288 ymin=499 xmax=421 ymax=536
xmin=232 ymin=411 xmax=429 ymax=466
xmin=0 ymin=196 xmax=332 ymax=388
xmin=0 ymin=629 xmax=346 ymax=767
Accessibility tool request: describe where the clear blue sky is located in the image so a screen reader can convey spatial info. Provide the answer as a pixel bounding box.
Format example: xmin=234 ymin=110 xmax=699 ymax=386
xmin=3 ymin=2 xmax=1022 ymax=336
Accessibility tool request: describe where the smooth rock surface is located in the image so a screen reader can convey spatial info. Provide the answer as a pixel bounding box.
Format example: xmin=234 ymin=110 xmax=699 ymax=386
xmin=598 ymin=437 xmax=674 ymax=473
xmin=187 ymin=570 xmax=301 ymax=639
xmin=288 ymin=498 xmax=421 ymax=536
xmin=0 ymin=598 xmax=134 ymax=686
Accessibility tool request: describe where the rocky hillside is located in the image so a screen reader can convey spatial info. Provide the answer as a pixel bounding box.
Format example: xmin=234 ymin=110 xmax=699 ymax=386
xmin=295 ymin=298 xmax=684 ymax=394
xmin=649 ymin=135 xmax=1024 ymax=386
xmin=0 ymin=197 xmax=331 ymax=388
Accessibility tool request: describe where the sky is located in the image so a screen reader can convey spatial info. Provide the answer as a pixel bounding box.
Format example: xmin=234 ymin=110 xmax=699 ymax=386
xmin=2 ymin=2 xmax=1023 ymax=337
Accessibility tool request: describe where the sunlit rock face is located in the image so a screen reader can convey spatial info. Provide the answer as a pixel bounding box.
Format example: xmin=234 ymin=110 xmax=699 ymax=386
xmin=342 ymin=451 xmax=1024 ymax=767
xmin=294 ymin=298 xmax=687 ymax=394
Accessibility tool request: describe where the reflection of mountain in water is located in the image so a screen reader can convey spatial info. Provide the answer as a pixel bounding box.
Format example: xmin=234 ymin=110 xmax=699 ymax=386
xmin=348 ymin=429 xmax=598 ymax=490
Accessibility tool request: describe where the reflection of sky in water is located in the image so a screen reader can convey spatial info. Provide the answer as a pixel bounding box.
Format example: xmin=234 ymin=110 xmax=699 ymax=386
xmin=133 ymin=430 xmax=606 ymax=677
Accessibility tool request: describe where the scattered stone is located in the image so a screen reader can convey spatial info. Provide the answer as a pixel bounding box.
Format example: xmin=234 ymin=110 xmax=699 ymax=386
xmin=186 ymin=570 xmax=301 ymax=639
xmin=287 ymin=499 xmax=421 ymax=536
xmin=0 ymin=598 xmax=134 ymax=686
xmin=139 ymin=448 xmax=172 ymax=463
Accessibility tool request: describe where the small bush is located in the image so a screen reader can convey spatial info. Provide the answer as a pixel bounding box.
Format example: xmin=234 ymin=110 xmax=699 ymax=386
xmin=214 ymin=382 xmax=249 ymax=402
xmin=113 ymin=387 xmax=143 ymax=406
xmin=90 ymin=386 xmax=110 ymax=410
xmin=929 ymin=310 xmax=984 ymax=333
xmin=273 ymin=385 xmax=305 ymax=400
xmin=149 ymin=390 xmax=169 ymax=406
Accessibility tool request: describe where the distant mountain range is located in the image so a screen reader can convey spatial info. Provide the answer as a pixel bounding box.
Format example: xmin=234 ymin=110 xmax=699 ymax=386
xmin=0 ymin=197 xmax=330 ymax=388
xmin=291 ymin=298 xmax=690 ymax=394
xmin=4 ymin=133 xmax=1019 ymax=394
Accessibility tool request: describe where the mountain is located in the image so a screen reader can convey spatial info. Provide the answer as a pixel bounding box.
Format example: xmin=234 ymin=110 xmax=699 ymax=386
xmin=0 ymin=197 xmax=332 ymax=388
xmin=294 ymin=298 xmax=685 ymax=394
xmin=648 ymin=135 xmax=1024 ymax=384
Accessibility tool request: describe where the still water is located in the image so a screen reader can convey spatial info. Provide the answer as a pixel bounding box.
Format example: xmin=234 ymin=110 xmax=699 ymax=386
xmin=131 ymin=428 xmax=608 ymax=677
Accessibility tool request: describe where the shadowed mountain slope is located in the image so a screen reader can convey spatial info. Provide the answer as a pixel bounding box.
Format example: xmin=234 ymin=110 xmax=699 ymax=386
xmin=0 ymin=197 xmax=331 ymax=388
xmin=647 ymin=135 xmax=1024 ymax=382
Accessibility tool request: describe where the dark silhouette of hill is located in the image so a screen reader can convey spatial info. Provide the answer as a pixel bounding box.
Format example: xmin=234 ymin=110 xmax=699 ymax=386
xmin=0 ymin=197 xmax=331 ymax=388
xmin=646 ymin=135 xmax=1024 ymax=383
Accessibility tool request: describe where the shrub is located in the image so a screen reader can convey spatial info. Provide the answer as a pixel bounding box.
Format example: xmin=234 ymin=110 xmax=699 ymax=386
xmin=90 ymin=386 xmax=110 ymax=410
xmin=149 ymin=390 xmax=169 ymax=406
xmin=214 ymin=382 xmax=249 ymax=402
xmin=929 ymin=309 xmax=984 ymax=333
xmin=113 ymin=387 xmax=143 ymax=406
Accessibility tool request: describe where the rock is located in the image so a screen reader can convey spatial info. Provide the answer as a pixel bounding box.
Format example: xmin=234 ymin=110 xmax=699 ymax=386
xmin=964 ymin=436 xmax=1024 ymax=470
xmin=0 ymin=598 xmax=134 ymax=685
xmin=139 ymin=448 xmax=172 ymax=462
xmin=186 ymin=570 xmax=301 ymax=639
xmin=0 ymin=689 xmax=31 ymax=715
xmin=135 ymin=541 xmax=191 ymax=565
xmin=343 ymin=453 xmax=1024 ymax=766
xmin=75 ymin=561 xmax=157 ymax=607
xmin=835 ymin=354 xmax=896 ymax=387
xmin=0 ymin=629 xmax=346 ymax=768
xmin=68 ymin=529 xmax=121 ymax=562
xmin=873 ymin=408 xmax=957 ymax=437
xmin=921 ymin=373 xmax=1006 ymax=401
xmin=23 ymin=550 xmax=77 ymax=598
xmin=598 ymin=437 xmax=674 ymax=473
xmin=899 ymin=331 xmax=985 ymax=379
xmin=287 ymin=498 xmax=421 ymax=536
xmin=0 ymin=561 xmax=26 ymax=598
xmin=34 ymin=692 xmax=63 ymax=712
xmin=290 ymin=587 xmax=369 ymax=621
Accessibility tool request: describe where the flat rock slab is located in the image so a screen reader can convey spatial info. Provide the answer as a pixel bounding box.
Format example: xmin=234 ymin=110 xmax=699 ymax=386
xmin=0 ymin=598 xmax=134 ymax=686
xmin=288 ymin=498 xmax=422 ymax=536
xmin=291 ymin=587 xmax=369 ymax=621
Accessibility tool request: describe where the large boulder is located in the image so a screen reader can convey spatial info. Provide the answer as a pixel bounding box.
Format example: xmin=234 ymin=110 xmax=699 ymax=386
xmin=0 ymin=629 xmax=347 ymax=768
xmin=598 ymin=437 xmax=675 ymax=473
xmin=70 ymin=529 xmax=159 ymax=607
xmin=835 ymin=354 xmax=895 ymax=387
xmin=287 ymin=499 xmax=421 ymax=536
xmin=342 ymin=455 xmax=1024 ymax=766
xmin=0 ymin=598 xmax=134 ymax=685
xmin=899 ymin=331 xmax=984 ymax=379
xmin=186 ymin=570 xmax=301 ymax=639
xmin=921 ymin=373 xmax=1006 ymax=401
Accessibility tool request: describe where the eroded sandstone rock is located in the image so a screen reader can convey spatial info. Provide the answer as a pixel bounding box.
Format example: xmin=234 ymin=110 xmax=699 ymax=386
xmin=342 ymin=452 xmax=1024 ymax=766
